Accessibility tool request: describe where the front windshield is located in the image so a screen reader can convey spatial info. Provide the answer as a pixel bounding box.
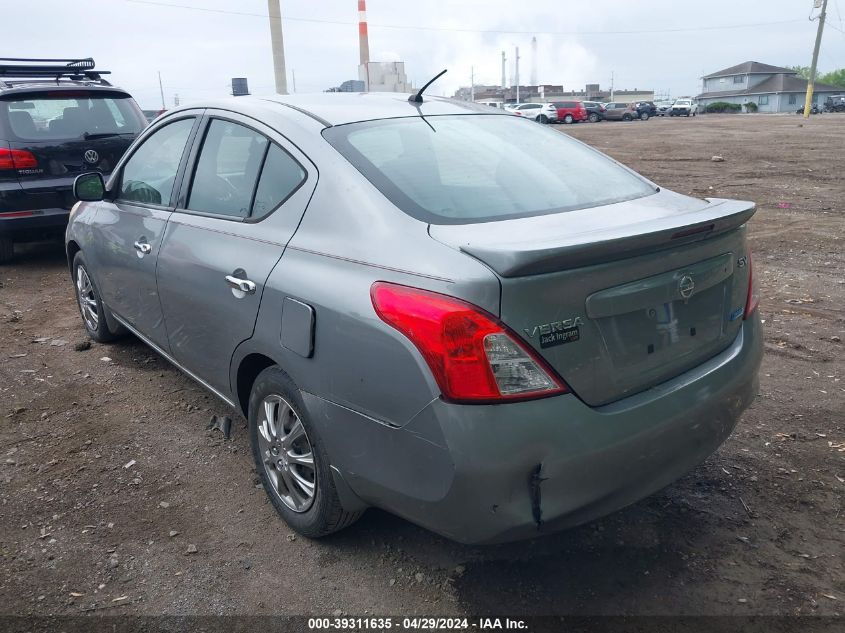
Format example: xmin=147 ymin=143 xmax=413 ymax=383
xmin=324 ymin=114 xmax=657 ymax=225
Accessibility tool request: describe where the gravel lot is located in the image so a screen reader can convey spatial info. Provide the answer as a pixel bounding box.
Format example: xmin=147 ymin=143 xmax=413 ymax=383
xmin=1 ymin=113 xmax=843 ymax=620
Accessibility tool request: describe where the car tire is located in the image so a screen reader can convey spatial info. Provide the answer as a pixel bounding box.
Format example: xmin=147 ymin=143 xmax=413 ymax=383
xmin=72 ymin=251 xmax=123 ymax=343
xmin=539 ymin=114 xmax=549 ymax=124
xmin=249 ymin=366 xmax=364 ymax=538
xmin=0 ymin=236 xmax=13 ymax=264
xmin=640 ymin=112 xmax=650 ymax=121
xmin=588 ymin=113 xmax=599 ymax=123
xmin=564 ymin=114 xmax=574 ymax=124
xmin=622 ymin=113 xmax=632 ymax=121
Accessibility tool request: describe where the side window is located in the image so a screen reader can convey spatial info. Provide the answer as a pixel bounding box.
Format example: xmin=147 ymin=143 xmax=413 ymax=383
xmin=252 ymin=144 xmax=306 ymax=220
xmin=119 ymin=118 xmax=194 ymax=205
xmin=187 ymin=119 xmax=268 ymax=218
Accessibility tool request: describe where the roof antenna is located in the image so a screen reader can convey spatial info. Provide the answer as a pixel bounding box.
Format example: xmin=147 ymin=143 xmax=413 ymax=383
xmin=408 ymin=69 xmax=447 ymax=103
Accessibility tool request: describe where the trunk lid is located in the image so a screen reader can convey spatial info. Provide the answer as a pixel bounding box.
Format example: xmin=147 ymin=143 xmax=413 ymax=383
xmin=430 ymin=190 xmax=755 ymax=405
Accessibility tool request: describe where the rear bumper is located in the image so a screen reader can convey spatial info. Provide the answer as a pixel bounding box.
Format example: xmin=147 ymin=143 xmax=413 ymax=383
xmin=306 ymin=316 xmax=763 ymax=544
xmin=0 ymin=207 xmax=70 ymax=236
xmin=0 ymin=176 xmax=80 ymax=238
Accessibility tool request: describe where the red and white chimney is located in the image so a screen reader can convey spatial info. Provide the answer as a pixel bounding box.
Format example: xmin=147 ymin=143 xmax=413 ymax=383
xmin=358 ymin=0 xmax=370 ymax=66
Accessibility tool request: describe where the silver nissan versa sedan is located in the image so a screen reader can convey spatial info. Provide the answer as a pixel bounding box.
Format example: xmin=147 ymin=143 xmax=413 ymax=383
xmin=66 ymin=91 xmax=762 ymax=544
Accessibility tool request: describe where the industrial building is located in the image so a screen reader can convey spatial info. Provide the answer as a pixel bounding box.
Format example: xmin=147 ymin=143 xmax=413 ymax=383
xmin=328 ymin=1 xmax=412 ymax=93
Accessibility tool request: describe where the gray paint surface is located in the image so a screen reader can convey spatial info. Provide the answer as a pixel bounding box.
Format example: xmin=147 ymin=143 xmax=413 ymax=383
xmin=67 ymin=92 xmax=763 ymax=543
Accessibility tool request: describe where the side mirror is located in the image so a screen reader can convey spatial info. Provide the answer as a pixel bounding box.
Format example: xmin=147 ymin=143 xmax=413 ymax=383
xmin=73 ymin=172 xmax=106 ymax=202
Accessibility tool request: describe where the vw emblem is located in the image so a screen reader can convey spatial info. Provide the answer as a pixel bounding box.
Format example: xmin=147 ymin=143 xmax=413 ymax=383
xmin=84 ymin=149 xmax=99 ymax=164
xmin=679 ymin=274 xmax=695 ymax=299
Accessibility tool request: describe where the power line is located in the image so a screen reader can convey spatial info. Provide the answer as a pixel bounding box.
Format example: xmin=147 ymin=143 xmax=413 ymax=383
xmin=125 ymin=0 xmax=806 ymax=36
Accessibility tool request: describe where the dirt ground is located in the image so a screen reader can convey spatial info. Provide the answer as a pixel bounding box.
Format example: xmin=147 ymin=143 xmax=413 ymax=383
xmin=1 ymin=114 xmax=843 ymax=621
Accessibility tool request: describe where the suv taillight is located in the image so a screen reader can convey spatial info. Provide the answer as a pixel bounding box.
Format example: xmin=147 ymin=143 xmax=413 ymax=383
xmin=0 ymin=148 xmax=38 ymax=170
xmin=744 ymin=251 xmax=760 ymax=319
xmin=371 ymin=282 xmax=568 ymax=403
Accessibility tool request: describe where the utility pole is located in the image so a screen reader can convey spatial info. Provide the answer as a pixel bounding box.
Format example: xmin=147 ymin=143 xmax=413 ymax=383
xmin=501 ymin=51 xmax=506 ymax=89
xmin=610 ymin=71 xmax=615 ymax=101
xmin=157 ymin=71 xmax=165 ymax=110
xmin=514 ymin=46 xmax=520 ymax=103
xmin=267 ymin=0 xmax=288 ymax=94
xmin=470 ymin=66 xmax=475 ymax=102
xmin=803 ymin=0 xmax=828 ymax=118
xmin=292 ymin=69 xmax=296 ymax=93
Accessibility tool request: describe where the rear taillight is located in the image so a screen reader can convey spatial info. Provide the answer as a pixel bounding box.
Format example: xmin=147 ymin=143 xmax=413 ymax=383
xmin=744 ymin=251 xmax=760 ymax=319
xmin=371 ymin=282 xmax=568 ymax=403
xmin=0 ymin=148 xmax=38 ymax=170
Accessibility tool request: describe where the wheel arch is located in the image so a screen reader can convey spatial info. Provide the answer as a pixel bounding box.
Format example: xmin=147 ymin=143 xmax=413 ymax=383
xmin=235 ymin=352 xmax=278 ymax=417
xmin=66 ymin=240 xmax=81 ymax=274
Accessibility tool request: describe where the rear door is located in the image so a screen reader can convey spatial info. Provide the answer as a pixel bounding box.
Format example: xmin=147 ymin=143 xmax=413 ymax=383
xmin=88 ymin=114 xmax=200 ymax=350
xmin=156 ymin=111 xmax=314 ymax=393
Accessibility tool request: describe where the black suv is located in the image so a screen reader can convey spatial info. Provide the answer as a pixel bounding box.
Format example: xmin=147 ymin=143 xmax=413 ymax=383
xmin=633 ymin=101 xmax=657 ymax=120
xmin=0 ymin=58 xmax=147 ymax=262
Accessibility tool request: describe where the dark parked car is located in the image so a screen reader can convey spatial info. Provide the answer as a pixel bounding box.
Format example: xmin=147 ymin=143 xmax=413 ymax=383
xmin=823 ymin=95 xmax=845 ymax=112
xmin=0 ymin=57 xmax=146 ymax=262
xmin=633 ymin=101 xmax=657 ymax=120
xmin=582 ymin=101 xmax=606 ymax=122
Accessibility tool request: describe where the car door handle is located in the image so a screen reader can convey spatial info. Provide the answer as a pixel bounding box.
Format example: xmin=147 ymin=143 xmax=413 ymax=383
xmin=133 ymin=241 xmax=152 ymax=254
xmin=225 ymin=275 xmax=256 ymax=294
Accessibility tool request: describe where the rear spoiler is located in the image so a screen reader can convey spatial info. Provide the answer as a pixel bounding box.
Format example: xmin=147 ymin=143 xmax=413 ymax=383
xmin=436 ymin=197 xmax=756 ymax=278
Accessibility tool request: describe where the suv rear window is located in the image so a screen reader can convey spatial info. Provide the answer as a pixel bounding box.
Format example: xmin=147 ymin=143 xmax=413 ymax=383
xmin=324 ymin=114 xmax=656 ymax=225
xmin=1 ymin=91 xmax=145 ymax=141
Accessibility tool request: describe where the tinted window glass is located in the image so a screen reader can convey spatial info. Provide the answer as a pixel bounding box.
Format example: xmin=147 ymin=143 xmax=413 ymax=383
xmin=251 ymin=144 xmax=306 ymax=220
xmin=187 ymin=119 xmax=268 ymax=218
xmin=325 ymin=115 xmax=656 ymax=224
xmin=119 ymin=118 xmax=194 ymax=206
xmin=2 ymin=93 xmax=145 ymax=141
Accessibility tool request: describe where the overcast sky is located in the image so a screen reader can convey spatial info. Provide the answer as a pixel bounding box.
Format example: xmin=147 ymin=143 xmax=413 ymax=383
xmin=7 ymin=0 xmax=845 ymax=108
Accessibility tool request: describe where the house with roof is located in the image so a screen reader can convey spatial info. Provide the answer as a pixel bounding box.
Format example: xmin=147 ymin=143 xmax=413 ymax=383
xmin=696 ymin=61 xmax=844 ymax=113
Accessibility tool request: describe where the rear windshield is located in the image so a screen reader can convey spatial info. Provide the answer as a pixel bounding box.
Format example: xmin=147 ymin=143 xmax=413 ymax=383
xmin=1 ymin=91 xmax=146 ymax=141
xmin=323 ymin=114 xmax=656 ymax=224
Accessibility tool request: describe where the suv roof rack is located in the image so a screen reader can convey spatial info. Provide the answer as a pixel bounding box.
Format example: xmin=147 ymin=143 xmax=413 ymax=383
xmin=0 ymin=57 xmax=112 ymax=87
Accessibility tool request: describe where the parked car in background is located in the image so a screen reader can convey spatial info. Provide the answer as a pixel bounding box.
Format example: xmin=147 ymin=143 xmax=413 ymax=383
xmin=582 ymin=101 xmax=606 ymax=123
xmin=823 ymin=95 xmax=845 ymax=112
xmin=655 ymin=100 xmax=674 ymax=116
xmin=670 ymin=99 xmax=698 ymax=117
xmin=507 ymin=103 xmax=543 ymax=119
xmin=66 ymin=92 xmax=762 ymax=544
xmin=142 ymin=108 xmax=166 ymax=123
xmin=0 ymin=57 xmax=146 ymax=263
xmin=602 ymin=102 xmax=640 ymax=121
xmin=634 ymin=101 xmax=657 ymax=120
xmin=538 ymin=101 xmax=588 ymax=124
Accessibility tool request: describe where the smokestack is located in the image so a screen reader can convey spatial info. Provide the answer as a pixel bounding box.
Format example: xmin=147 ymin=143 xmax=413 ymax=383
xmin=501 ymin=51 xmax=506 ymax=88
xmin=267 ymin=0 xmax=288 ymax=94
xmin=530 ymin=36 xmax=538 ymax=86
xmin=358 ymin=0 xmax=370 ymax=66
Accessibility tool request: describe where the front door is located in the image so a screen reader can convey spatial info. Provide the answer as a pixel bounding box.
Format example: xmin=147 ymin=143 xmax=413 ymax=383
xmin=156 ymin=112 xmax=314 ymax=393
xmin=88 ymin=115 xmax=199 ymax=350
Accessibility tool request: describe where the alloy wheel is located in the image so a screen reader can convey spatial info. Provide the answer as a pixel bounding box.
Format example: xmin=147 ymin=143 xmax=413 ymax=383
xmin=76 ymin=266 xmax=99 ymax=331
xmin=257 ymin=394 xmax=317 ymax=512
